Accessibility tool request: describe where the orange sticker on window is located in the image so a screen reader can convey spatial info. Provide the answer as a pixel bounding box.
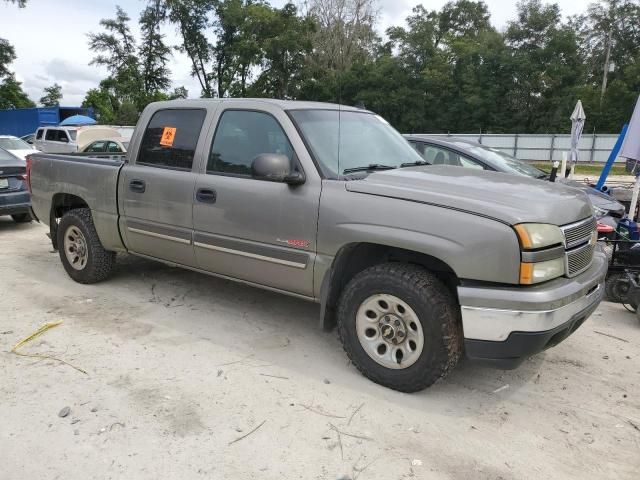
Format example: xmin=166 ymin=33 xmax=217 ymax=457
xmin=159 ymin=127 xmax=176 ymax=147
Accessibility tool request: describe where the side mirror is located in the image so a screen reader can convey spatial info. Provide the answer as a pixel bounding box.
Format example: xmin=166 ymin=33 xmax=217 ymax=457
xmin=251 ymin=153 xmax=305 ymax=185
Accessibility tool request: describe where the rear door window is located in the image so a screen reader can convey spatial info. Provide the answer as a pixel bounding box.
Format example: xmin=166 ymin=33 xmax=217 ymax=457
xmin=107 ymin=141 xmax=122 ymax=153
xmin=45 ymin=129 xmax=57 ymax=141
xmin=137 ymin=109 xmax=206 ymax=170
xmin=86 ymin=141 xmax=106 ymax=152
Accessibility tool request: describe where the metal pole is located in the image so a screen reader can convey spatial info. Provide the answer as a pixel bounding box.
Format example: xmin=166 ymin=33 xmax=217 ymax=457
xmin=549 ymin=134 xmax=555 ymax=162
xmin=513 ymin=133 xmax=518 ymax=157
xmin=596 ymin=123 xmax=628 ymax=191
xmin=590 ymin=129 xmax=596 ymax=162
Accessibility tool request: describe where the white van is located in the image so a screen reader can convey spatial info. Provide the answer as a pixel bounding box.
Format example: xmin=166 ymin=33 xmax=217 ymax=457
xmin=33 ymin=126 xmax=121 ymax=153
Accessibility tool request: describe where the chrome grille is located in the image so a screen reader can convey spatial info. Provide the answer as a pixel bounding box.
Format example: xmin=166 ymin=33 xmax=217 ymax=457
xmin=566 ymin=243 xmax=596 ymax=276
xmin=561 ymin=217 xmax=597 ymax=277
xmin=562 ymin=217 xmax=597 ymax=249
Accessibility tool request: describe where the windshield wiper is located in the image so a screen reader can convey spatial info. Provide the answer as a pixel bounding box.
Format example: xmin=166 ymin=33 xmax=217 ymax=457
xmin=342 ymin=164 xmax=396 ymax=174
xmin=400 ymin=160 xmax=430 ymax=168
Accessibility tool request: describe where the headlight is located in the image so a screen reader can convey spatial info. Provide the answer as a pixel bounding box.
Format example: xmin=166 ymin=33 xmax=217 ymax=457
xmin=519 ymin=258 xmax=565 ymax=285
xmin=592 ymin=206 xmax=608 ymax=219
xmin=514 ymin=223 xmax=564 ymax=249
xmin=514 ymin=223 xmax=565 ymax=284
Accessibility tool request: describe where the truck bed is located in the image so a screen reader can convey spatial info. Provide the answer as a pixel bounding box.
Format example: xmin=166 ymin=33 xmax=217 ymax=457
xmin=29 ymin=152 xmax=126 ymax=252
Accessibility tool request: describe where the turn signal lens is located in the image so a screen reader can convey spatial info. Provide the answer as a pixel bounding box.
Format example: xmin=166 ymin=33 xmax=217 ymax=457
xmin=520 ymin=258 xmax=565 ymax=285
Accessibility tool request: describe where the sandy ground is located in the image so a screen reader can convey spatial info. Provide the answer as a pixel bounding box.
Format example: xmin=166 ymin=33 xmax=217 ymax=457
xmin=1 ymin=219 xmax=639 ymax=480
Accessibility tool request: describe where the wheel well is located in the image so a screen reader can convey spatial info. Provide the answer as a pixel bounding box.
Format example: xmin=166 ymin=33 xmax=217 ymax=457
xmin=319 ymin=243 xmax=459 ymax=330
xmin=49 ymin=193 xmax=90 ymax=250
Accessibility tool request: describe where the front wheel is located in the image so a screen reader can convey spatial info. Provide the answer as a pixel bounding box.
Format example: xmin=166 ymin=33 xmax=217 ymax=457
xmin=337 ymin=263 xmax=463 ymax=393
xmin=56 ymin=208 xmax=115 ymax=284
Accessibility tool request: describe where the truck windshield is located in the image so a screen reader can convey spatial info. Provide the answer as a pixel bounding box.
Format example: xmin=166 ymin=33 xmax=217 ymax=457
xmin=289 ymin=109 xmax=423 ymax=179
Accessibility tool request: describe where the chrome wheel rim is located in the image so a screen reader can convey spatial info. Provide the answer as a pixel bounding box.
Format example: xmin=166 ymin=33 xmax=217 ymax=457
xmin=63 ymin=225 xmax=88 ymax=271
xmin=355 ymin=294 xmax=424 ymax=370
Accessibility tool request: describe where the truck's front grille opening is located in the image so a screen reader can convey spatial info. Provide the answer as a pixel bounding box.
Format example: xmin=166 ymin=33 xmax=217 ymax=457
xmin=561 ymin=217 xmax=596 ymax=277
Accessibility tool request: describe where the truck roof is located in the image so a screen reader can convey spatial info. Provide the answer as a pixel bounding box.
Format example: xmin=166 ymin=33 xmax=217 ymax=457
xmin=148 ymin=98 xmax=371 ymax=113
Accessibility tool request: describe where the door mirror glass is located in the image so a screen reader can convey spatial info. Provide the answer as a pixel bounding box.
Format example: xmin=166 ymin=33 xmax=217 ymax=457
xmin=251 ymin=153 xmax=305 ymax=185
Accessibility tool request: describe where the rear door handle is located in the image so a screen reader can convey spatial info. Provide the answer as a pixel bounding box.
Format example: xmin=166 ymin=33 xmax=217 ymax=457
xmin=196 ymin=188 xmax=217 ymax=204
xmin=129 ymin=179 xmax=146 ymax=193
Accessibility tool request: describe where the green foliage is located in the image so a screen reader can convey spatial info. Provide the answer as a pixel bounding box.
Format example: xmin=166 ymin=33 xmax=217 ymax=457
xmin=0 ymin=36 xmax=33 ymax=108
xmin=0 ymin=74 xmax=35 ymax=109
xmin=73 ymin=0 xmax=639 ymax=134
xmin=39 ymin=83 xmax=62 ymax=106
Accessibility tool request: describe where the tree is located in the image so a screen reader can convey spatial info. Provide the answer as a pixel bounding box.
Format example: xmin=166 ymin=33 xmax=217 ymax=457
xmin=82 ymin=84 xmax=117 ymax=123
xmin=39 ymin=83 xmax=62 ymax=106
xmin=3 ymin=0 xmax=26 ymax=6
xmin=139 ymin=0 xmax=172 ymax=97
xmin=303 ymin=0 xmax=379 ymax=71
xmin=0 ymin=74 xmax=35 ymax=109
xmin=0 ymin=37 xmax=33 ymax=108
xmin=166 ymin=0 xmax=215 ymax=97
xmin=0 ymin=38 xmax=16 ymax=79
xmin=88 ymin=2 xmax=175 ymax=116
xmin=169 ymin=86 xmax=189 ymax=99
xmin=503 ymin=0 xmax=584 ymax=131
xmin=572 ymin=0 xmax=640 ymax=131
xmin=88 ymin=5 xmax=143 ymax=107
xmin=248 ymin=3 xmax=315 ymax=98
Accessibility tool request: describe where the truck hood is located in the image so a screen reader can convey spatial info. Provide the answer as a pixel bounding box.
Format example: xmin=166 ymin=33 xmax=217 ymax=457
xmin=345 ymin=166 xmax=593 ymax=226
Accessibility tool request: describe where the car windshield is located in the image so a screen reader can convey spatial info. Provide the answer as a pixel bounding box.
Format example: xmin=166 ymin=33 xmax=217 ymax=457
xmin=289 ymin=109 xmax=424 ymax=178
xmin=457 ymin=142 xmax=546 ymax=178
xmin=0 ymin=137 xmax=32 ymax=150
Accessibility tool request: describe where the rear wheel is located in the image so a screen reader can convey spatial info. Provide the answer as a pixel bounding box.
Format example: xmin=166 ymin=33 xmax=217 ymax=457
xmin=57 ymin=208 xmax=115 ymax=284
xmin=11 ymin=213 xmax=32 ymax=223
xmin=337 ymin=263 xmax=462 ymax=393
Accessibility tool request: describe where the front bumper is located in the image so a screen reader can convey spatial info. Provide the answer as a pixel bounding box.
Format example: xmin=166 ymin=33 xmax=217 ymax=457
xmin=459 ymin=250 xmax=607 ymax=368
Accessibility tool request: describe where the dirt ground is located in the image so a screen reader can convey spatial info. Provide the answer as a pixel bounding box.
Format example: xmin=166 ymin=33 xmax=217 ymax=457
xmin=1 ymin=218 xmax=639 ymax=480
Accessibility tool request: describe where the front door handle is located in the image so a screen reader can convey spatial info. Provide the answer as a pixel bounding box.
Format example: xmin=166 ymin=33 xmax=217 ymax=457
xmin=196 ymin=188 xmax=217 ymax=204
xmin=129 ymin=179 xmax=146 ymax=193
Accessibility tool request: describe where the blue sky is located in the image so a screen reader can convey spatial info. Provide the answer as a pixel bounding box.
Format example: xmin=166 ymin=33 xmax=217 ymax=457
xmin=1 ymin=0 xmax=587 ymax=105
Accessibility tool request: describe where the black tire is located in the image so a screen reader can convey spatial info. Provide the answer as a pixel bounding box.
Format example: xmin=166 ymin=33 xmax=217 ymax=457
xmin=56 ymin=208 xmax=115 ymax=284
xmin=337 ymin=263 xmax=463 ymax=393
xmin=605 ymin=273 xmax=630 ymax=303
xmin=11 ymin=212 xmax=32 ymax=223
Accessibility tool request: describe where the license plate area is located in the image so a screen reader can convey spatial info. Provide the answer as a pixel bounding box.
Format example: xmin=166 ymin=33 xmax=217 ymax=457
xmin=0 ymin=178 xmax=8 ymax=189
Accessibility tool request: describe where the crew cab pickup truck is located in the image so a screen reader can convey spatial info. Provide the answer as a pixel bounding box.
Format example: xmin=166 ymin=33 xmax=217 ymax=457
xmin=28 ymin=99 xmax=607 ymax=392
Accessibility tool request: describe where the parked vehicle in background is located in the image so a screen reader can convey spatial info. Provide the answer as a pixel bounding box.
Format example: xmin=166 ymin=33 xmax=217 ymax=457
xmin=33 ymin=126 xmax=121 ymax=154
xmin=405 ymin=135 xmax=626 ymax=225
xmin=0 ymin=135 xmax=38 ymax=160
xmin=0 ymin=147 xmax=31 ymax=223
xmin=28 ymin=99 xmax=606 ymax=392
xmin=20 ymin=133 xmax=35 ymax=145
xmin=81 ymin=138 xmax=129 ymax=154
